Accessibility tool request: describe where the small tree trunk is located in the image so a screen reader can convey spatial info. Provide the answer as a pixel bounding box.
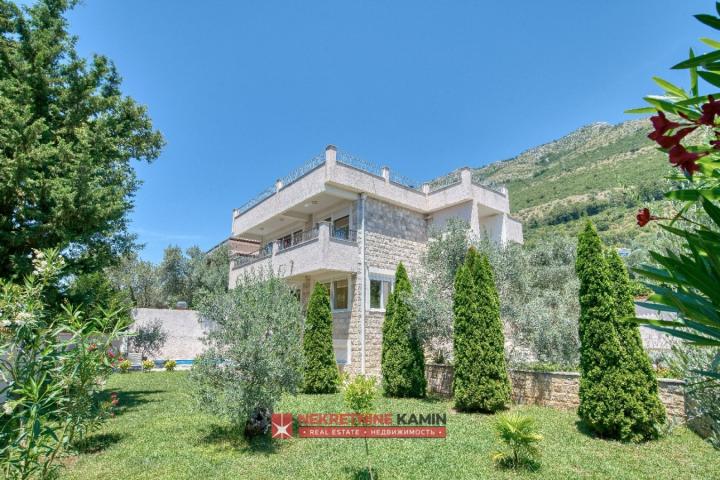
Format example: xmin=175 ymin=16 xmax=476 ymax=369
xmin=244 ymin=407 xmax=271 ymax=437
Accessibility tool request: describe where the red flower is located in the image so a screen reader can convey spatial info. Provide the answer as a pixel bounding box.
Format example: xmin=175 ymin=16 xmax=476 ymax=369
xmin=636 ymin=208 xmax=657 ymax=227
xmin=107 ymin=350 xmax=115 ymax=359
xmin=700 ymin=95 xmax=720 ymax=125
xmin=88 ymin=343 xmax=97 ymax=352
xmin=668 ymin=145 xmax=702 ymax=174
xmin=111 ymin=398 xmax=119 ymax=406
xmin=650 ymin=111 xmax=680 ymax=135
xmin=649 ymin=126 xmax=696 ymax=149
xmin=648 ymin=111 xmax=696 ymax=148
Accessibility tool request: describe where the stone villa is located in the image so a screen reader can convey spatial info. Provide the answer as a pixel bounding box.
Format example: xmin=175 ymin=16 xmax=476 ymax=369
xmin=228 ymin=145 xmax=523 ymax=375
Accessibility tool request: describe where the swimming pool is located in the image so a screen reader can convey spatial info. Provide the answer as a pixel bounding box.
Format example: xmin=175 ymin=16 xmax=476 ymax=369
xmin=153 ymin=359 xmax=194 ymax=367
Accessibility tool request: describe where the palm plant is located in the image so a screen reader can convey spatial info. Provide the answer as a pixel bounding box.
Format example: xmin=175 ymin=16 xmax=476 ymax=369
xmin=491 ymin=412 xmax=543 ymax=470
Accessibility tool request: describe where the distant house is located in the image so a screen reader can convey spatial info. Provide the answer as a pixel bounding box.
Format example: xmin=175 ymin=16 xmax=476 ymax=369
xmin=228 ymin=145 xmax=523 ymax=375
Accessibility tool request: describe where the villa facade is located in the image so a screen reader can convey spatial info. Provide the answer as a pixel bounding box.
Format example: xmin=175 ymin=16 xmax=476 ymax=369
xmin=228 ymin=145 xmax=523 ymax=376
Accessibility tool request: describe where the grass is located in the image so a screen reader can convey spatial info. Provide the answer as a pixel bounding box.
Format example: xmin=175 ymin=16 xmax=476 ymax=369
xmin=61 ymin=372 xmax=719 ymax=480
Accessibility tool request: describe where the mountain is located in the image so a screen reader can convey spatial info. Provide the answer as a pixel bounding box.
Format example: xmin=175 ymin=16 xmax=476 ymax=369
xmin=473 ymin=119 xmax=671 ymax=246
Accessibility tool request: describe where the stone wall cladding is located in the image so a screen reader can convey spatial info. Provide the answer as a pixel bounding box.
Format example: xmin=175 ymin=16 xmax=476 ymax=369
xmin=365 ymin=198 xmax=427 ymax=244
xmin=425 ymin=364 xmax=687 ymax=421
xmin=346 ymin=198 xmax=429 ymax=376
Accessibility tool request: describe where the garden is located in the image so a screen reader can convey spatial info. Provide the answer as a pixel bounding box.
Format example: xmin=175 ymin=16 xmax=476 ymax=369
xmin=60 ymin=372 xmax=719 ymax=480
xmin=2 ymin=2 xmax=720 ymax=479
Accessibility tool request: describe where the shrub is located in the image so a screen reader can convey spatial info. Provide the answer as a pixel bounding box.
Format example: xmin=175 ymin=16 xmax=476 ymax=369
xmin=142 ymin=359 xmax=154 ymax=372
xmin=452 ymin=247 xmax=511 ymax=412
xmin=189 ymin=269 xmax=303 ymax=437
xmin=576 ymin=222 xmax=663 ymax=442
xmin=381 ymin=262 xmax=426 ymax=398
xmin=164 ymin=360 xmax=177 ymax=372
xmin=118 ymin=359 xmax=131 ymax=373
xmin=343 ymin=375 xmax=378 ymax=480
xmin=0 ymin=250 xmax=130 ymax=479
xmin=492 ymin=412 xmax=543 ymax=470
xmin=302 ymin=283 xmax=340 ymax=393
xmin=343 ymin=375 xmax=377 ymax=415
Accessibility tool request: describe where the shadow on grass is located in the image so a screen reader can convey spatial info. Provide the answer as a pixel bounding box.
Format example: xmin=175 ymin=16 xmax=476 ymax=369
xmin=101 ymin=389 xmax=165 ymax=417
xmin=73 ymin=432 xmax=125 ymax=454
xmin=420 ymin=393 xmax=447 ymax=404
xmin=494 ymin=458 xmax=541 ymax=473
xmin=342 ymin=466 xmax=379 ymax=480
xmin=200 ymin=424 xmax=279 ymax=454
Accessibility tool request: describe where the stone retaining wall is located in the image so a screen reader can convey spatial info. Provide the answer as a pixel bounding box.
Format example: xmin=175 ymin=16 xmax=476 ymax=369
xmin=425 ymin=364 xmax=687 ymax=420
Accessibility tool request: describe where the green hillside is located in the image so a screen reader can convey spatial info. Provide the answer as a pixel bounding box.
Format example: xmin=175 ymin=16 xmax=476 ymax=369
xmin=474 ymin=119 xmax=673 ymax=246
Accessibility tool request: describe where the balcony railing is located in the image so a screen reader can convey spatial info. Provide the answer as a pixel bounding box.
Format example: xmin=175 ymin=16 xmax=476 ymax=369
xmin=231 ymin=226 xmax=359 ymax=271
xmin=234 ymin=148 xmax=509 ymax=218
xmin=331 ymin=228 xmax=357 ymax=243
xmin=276 ymin=228 xmax=319 ymax=252
xmin=232 ymin=243 xmax=272 ymax=269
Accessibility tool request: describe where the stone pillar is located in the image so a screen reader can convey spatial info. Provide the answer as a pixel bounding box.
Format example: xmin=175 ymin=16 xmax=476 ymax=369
xmin=460 ymin=167 xmax=472 ymax=187
xmin=381 ymin=166 xmax=390 ymax=183
xmin=325 ymin=144 xmax=337 ymax=166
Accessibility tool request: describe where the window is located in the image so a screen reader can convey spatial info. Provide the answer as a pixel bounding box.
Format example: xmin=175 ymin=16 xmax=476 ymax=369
xmin=315 ymin=279 xmax=351 ymax=312
xmin=369 ymin=279 xmax=392 ymax=310
xmin=333 ymin=279 xmax=348 ymax=310
xmin=333 ymin=215 xmax=350 ymax=239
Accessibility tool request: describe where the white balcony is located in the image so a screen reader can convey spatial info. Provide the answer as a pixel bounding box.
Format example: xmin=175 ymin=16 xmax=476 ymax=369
xmin=231 ymin=146 xmax=511 ymax=241
xmin=229 ymin=222 xmax=359 ymax=285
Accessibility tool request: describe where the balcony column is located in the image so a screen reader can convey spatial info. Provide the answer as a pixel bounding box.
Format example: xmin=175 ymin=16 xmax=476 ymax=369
xmin=318 ymin=221 xmax=331 ymax=242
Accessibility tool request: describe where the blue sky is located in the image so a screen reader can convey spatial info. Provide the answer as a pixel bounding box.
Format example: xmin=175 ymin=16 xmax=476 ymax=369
xmin=56 ymin=1 xmax=708 ymax=262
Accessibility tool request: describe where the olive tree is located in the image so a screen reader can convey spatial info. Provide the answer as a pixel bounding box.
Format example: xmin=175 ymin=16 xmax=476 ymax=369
xmin=189 ymin=268 xmax=303 ymax=437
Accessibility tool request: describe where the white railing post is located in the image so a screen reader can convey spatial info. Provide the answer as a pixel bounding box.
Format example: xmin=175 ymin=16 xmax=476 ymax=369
xmin=381 ymin=166 xmax=390 ymax=183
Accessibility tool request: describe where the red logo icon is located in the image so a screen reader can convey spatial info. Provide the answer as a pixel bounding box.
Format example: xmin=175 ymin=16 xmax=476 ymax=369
xmin=271 ymin=413 xmax=293 ymax=439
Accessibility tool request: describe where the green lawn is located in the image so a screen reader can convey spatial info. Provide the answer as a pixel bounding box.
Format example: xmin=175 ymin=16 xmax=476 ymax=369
xmin=61 ymin=372 xmax=719 ymax=480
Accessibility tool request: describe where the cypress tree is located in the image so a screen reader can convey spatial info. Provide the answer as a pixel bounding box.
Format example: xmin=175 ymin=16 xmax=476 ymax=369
xmin=452 ymin=247 xmax=510 ymax=412
xmin=576 ymin=221 xmax=663 ymax=441
xmin=381 ymin=262 xmax=426 ymax=398
xmin=606 ymin=248 xmax=665 ymax=439
xmin=302 ymin=283 xmax=340 ymax=394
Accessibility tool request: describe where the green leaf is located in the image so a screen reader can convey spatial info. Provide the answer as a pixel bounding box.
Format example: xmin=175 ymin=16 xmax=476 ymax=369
xmin=624 ymin=107 xmax=657 ymax=114
xmin=690 ymin=49 xmax=699 ymax=96
xmin=701 ymin=37 xmax=720 ymax=48
xmin=701 ymin=196 xmax=720 ymax=226
xmin=665 ymin=189 xmax=701 ymax=201
xmin=675 ymin=93 xmax=720 ymax=106
xmin=673 ymin=49 xmax=720 ymax=69
xmin=698 ymin=69 xmax=720 ymax=88
xmin=652 ymin=76 xmax=687 ymax=97
xmin=695 ymin=14 xmax=720 ymax=31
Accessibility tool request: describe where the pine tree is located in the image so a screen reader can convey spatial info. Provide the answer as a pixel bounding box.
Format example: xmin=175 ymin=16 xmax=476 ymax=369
xmin=381 ymin=262 xmax=426 ymax=398
xmin=576 ymin=221 xmax=664 ymax=441
xmin=302 ymin=283 xmax=340 ymax=394
xmin=452 ymin=247 xmax=510 ymax=412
